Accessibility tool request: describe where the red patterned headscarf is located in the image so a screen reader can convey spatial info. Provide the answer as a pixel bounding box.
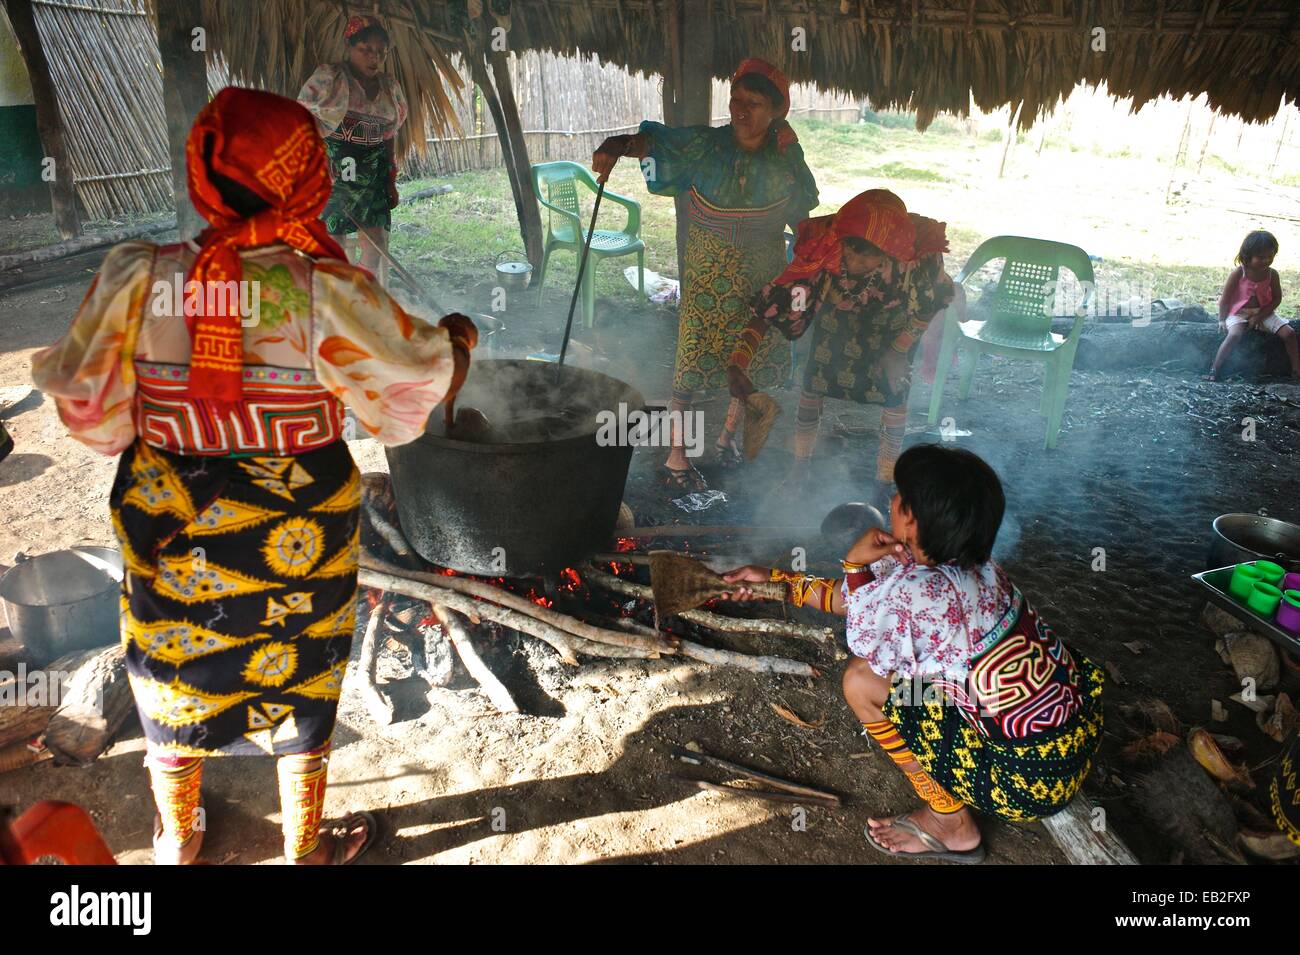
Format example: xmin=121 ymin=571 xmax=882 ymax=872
xmin=776 ymin=189 xmax=948 ymax=284
xmin=732 ymin=58 xmax=791 ymax=119
xmin=184 ymin=87 xmax=346 ymax=403
xmin=732 ymin=58 xmax=798 ymax=152
xmin=344 ymin=14 xmax=380 ymax=40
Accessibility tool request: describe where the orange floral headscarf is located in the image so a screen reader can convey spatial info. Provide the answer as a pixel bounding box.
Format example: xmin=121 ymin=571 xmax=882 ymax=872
xmin=776 ymin=189 xmax=948 ymax=284
xmin=185 ymin=87 xmax=346 ymax=403
xmin=732 ymin=57 xmax=799 ymax=153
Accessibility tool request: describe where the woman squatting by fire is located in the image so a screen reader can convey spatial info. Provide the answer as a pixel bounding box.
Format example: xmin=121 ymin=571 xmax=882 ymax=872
xmin=722 ymin=444 xmax=1106 ymax=862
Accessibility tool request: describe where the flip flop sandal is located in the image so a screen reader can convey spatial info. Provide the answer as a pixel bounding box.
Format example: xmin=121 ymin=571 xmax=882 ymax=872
xmin=152 ymin=803 xmax=205 ymax=865
xmin=742 ymin=392 xmax=782 ymax=460
xmin=660 ymin=464 xmax=708 ymax=494
xmin=323 ymin=810 xmax=380 ymax=865
xmin=864 ymin=814 xmax=985 ymax=864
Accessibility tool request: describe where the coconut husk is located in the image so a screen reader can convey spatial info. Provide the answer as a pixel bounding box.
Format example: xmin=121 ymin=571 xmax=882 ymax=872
xmin=1129 ymin=746 xmax=1246 ymax=865
xmin=1222 ymin=631 xmax=1280 ymax=693
xmin=1187 ymin=726 xmax=1254 ymax=790
xmin=1258 ymin=692 xmax=1298 ymax=744
xmin=648 ymin=551 xmax=785 ymax=621
xmin=1118 ymin=697 xmax=1181 ymax=736
xmin=1239 ymin=829 xmax=1300 ymax=861
xmin=742 ymin=392 xmax=781 ymax=460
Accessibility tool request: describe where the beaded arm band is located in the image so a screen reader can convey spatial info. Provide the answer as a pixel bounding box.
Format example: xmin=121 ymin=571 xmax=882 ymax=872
xmin=769 ymin=568 xmax=838 ymax=613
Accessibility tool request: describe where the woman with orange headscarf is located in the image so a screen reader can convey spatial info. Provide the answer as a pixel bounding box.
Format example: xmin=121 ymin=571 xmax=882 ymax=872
xmin=592 ymin=58 xmax=818 ymax=493
xmin=728 ymin=189 xmax=957 ymax=506
xmin=32 ymin=87 xmax=476 ymax=865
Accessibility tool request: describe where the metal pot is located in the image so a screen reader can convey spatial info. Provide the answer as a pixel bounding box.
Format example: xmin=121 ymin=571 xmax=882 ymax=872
xmin=0 ymin=546 xmax=123 ymax=666
xmin=1207 ymin=513 xmax=1300 ymax=573
xmin=494 ymin=250 xmax=533 ymax=291
xmin=386 ymin=359 xmax=644 ymax=577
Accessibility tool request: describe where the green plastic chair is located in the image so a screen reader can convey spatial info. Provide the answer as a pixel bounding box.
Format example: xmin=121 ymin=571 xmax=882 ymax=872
xmin=531 ymin=160 xmax=645 ymax=328
xmin=926 ymin=236 xmax=1094 ymax=449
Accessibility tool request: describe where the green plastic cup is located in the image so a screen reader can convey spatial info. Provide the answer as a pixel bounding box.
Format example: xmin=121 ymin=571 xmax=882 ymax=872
xmin=1254 ymin=560 xmax=1286 ymax=585
xmin=1228 ymin=563 xmax=1264 ymax=600
xmin=1285 ymin=589 xmax=1300 ymax=608
xmin=1247 ymin=581 xmax=1283 ymax=616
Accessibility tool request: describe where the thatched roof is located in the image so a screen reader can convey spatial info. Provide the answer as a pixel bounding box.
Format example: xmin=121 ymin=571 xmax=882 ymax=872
xmin=205 ymin=1 xmax=1300 ymax=136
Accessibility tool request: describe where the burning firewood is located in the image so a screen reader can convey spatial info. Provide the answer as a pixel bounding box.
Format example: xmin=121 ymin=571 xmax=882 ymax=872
xmin=430 ymin=606 xmax=519 ymax=715
xmin=356 ymin=598 xmax=394 ymax=726
xmin=359 ymin=556 xmax=674 ymax=655
xmin=582 ymin=564 xmax=836 ymax=646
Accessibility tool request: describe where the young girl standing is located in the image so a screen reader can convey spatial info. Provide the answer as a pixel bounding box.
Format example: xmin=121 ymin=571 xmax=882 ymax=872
xmin=1208 ymin=230 xmax=1299 ymax=380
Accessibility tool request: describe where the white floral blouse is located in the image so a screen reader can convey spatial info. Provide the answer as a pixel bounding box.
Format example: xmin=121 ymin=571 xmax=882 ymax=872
xmin=297 ymin=63 xmax=408 ymax=146
xmin=31 ymin=240 xmax=454 ymax=457
xmin=843 ymin=552 xmax=1014 ymax=681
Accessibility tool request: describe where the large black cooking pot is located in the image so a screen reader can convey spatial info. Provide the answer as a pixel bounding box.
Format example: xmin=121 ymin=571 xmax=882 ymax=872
xmin=386 ymin=359 xmax=644 ymax=577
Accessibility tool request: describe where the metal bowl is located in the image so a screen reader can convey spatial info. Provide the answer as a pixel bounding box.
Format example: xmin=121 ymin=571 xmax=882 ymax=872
xmin=1207 ymin=513 xmax=1300 ymax=573
xmin=0 ymin=546 xmax=123 ymax=666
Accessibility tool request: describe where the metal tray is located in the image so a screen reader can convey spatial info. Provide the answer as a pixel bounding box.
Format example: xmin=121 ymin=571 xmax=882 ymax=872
xmin=1192 ymin=565 xmax=1300 ymax=655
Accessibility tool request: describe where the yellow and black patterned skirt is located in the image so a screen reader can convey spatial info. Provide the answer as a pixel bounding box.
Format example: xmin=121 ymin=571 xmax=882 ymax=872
xmin=673 ymin=192 xmax=792 ymax=395
xmin=882 ymin=655 xmax=1106 ymax=822
xmin=110 ymin=440 xmax=360 ymax=757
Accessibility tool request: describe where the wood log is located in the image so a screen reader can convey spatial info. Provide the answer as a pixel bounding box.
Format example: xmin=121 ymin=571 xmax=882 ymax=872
xmin=0 ymin=216 xmax=176 ymax=275
xmin=1070 ymin=319 xmax=1298 ymax=375
xmin=0 ymin=741 xmax=52 ymax=775
xmin=156 ymin=0 xmax=208 ymax=239
xmin=2 ymin=0 xmax=80 ymax=238
xmin=356 ymin=599 xmax=394 ymax=726
xmin=674 ymin=639 xmax=820 ymax=678
xmin=581 ymin=565 xmax=836 ymax=646
xmin=43 ymin=644 xmax=132 ymax=767
xmin=1039 ymin=793 xmax=1139 ymax=865
xmin=0 ymin=697 xmax=57 ymax=751
xmin=359 ymin=568 xmax=648 ymax=665
xmin=431 ymin=606 xmax=519 ymax=714
xmin=359 ymin=555 xmax=674 ymax=654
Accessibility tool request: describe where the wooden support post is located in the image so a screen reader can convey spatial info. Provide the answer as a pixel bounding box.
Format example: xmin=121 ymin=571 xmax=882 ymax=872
xmin=665 ymin=0 xmax=712 ymax=283
xmin=2 ymin=0 xmax=80 ymax=238
xmin=997 ymin=100 xmax=1023 ymax=179
xmin=489 ymin=48 xmax=544 ymax=270
xmin=469 ymin=47 xmax=542 ymax=273
xmin=156 ymin=0 xmax=208 ymax=239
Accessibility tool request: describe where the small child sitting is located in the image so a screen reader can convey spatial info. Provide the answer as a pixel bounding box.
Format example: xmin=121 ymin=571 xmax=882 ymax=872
xmin=1208 ymin=230 xmax=1299 ymax=380
xmin=723 ymin=444 xmax=1104 ymax=862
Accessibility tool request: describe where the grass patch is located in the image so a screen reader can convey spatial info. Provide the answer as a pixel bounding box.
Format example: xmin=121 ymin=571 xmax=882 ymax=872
xmin=865 ymin=161 xmax=948 ymax=182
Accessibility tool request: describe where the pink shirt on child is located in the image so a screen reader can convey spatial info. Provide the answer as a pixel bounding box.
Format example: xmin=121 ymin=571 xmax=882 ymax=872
xmin=1225 ymin=268 xmax=1276 ymax=316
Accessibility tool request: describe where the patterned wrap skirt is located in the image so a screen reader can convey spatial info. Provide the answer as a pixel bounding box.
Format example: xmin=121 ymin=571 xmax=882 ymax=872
xmin=322 ymin=138 xmax=391 ymax=235
xmin=882 ymin=592 xmax=1106 ymax=821
xmin=673 ymin=188 xmax=792 ymax=395
xmin=111 ymin=440 xmax=360 ymax=757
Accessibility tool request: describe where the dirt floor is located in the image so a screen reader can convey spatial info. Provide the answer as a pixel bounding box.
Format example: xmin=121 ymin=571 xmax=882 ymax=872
xmin=1 ymin=257 xmax=1298 ymax=865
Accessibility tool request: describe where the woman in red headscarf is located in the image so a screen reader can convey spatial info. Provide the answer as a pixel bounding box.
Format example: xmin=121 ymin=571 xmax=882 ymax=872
xmin=298 ymin=15 xmax=408 ymax=282
xmin=32 ymin=87 xmax=476 ymax=865
xmin=728 ymin=189 xmax=958 ymax=506
xmin=592 ymin=59 xmax=819 ymax=493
